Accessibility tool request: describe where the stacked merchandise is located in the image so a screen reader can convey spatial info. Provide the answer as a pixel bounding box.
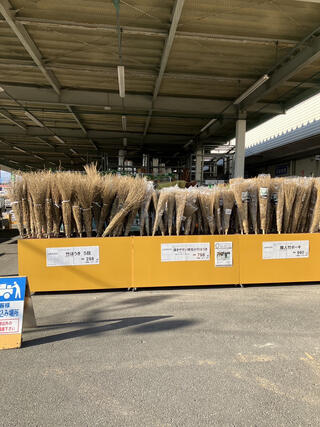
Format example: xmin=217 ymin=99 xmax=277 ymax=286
xmin=8 ymin=169 xmax=320 ymax=238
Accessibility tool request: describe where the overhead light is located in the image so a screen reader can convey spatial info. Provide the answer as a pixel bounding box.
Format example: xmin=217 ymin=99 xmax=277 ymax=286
xmin=183 ymin=139 xmax=193 ymax=149
xmin=13 ymin=146 xmax=27 ymax=153
xmin=25 ymin=111 xmax=44 ymax=128
xmin=117 ymin=65 xmax=125 ymax=98
xmin=34 ymin=154 xmax=44 ymax=160
xmin=0 ymin=87 xmax=4 ymax=93
xmin=104 ymin=106 xmax=111 ymax=111
xmin=70 ymin=148 xmax=77 ymax=155
xmin=122 ymin=115 xmax=127 ymax=131
xmin=123 ymin=137 xmax=127 ymax=147
xmin=200 ymin=118 xmax=217 ymax=133
xmin=9 ymin=160 xmax=18 ymax=164
xmin=234 ymin=74 xmax=269 ymax=105
xmin=54 ymin=135 xmax=65 ymax=144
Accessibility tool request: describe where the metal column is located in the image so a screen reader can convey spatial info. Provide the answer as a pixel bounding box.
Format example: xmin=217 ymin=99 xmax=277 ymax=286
xmin=234 ymin=119 xmax=246 ymax=178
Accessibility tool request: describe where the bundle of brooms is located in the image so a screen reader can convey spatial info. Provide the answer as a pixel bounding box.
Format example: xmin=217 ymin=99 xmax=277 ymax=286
xmin=8 ymin=171 xmax=320 ymax=238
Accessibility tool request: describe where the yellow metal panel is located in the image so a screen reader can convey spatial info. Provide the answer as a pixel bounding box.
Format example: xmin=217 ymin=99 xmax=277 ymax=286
xmin=18 ymin=237 xmax=132 ymax=292
xmin=239 ymin=233 xmax=320 ymax=284
xmin=0 ymin=334 xmax=21 ymax=350
xmin=133 ymin=235 xmax=240 ymax=287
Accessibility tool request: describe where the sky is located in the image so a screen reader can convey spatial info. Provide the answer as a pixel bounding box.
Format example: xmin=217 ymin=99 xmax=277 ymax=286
xmin=0 ymin=170 xmax=11 ymax=184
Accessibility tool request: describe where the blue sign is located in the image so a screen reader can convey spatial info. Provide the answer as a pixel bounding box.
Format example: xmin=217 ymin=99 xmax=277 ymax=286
xmin=275 ymin=164 xmax=289 ymax=176
xmin=0 ymin=277 xmax=26 ymax=302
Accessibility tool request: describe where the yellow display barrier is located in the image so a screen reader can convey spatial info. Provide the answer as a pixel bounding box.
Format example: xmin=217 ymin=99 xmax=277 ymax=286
xmin=133 ymin=235 xmax=239 ymax=287
xmin=18 ymin=234 xmax=320 ymax=292
xmin=18 ymin=237 xmax=132 ymax=292
xmin=239 ymin=233 xmax=320 ymax=284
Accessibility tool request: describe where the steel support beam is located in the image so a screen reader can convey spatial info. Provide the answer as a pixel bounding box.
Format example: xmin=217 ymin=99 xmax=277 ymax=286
xmin=239 ymin=28 xmax=320 ymax=110
xmin=0 ymin=0 xmax=61 ymax=94
xmin=5 ymin=17 xmax=299 ymax=46
xmin=1 ymin=59 xmax=318 ymax=89
xmin=1 ymin=84 xmax=284 ymax=114
xmin=0 ymin=108 xmax=25 ymax=129
xmin=233 ymin=119 xmax=246 ymax=178
xmin=67 ymin=105 xmax=98 ymax=150
xmin=143 ymin=0 xmax=185 ymax=136
xmin=0 ymin=125 xmax=190 ymax=142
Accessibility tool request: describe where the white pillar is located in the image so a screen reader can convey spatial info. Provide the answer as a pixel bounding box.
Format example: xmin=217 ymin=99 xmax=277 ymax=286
xmin=234 ymin=119 xmax=246 ymax=178
xmin=195 ymin=145 xmax=203 ymax=183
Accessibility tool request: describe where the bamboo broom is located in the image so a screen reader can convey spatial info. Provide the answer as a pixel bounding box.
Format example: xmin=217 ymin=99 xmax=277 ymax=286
xmin=221 ymin=188 xmax=235 ymax=235
xmin=258 ymin=175 xmax=271 ymax=234
xmin=298 ymin=178 xmax=314 ymax=232
xmin=44 ymin=172 xmax=53 ymax=238
xmin=139 ymin=183 xmax=154 ymax=236
xmin=51 ymin=173 xmax=61 ymax=238
xmin=248 ymin=180 xmax=258 ymax=234
xmin=291 ymin=178 xmax=307 ymax=233
xmin=215 ymin=188 xmax=223 ymax=235
xmin=56 ymin=172 xmax=73 ymax=238
xmin=84 ymin=164 xmax=102 ymax=232
xmin=70 ymin=172 xmax=83 ymax=237
xmin=184 ymin=189 xmax=198 ymax=235
xmin=283 ymin=178 xmax=297 ymax=233
xmin=167 ymin=187 xmax=176 ymax=236
xmin=97 ymin=175 xmax=118 ymax=237
xmin=27 ymin=172 xmax=47 ymax=238
xmin=21 ymin=178 xmax=31 ymax=238
xmin=152 ymin=189 xmax=169 ymax=236
xmin=8 ymin=179 xmax=24 ymax=238
xmin=103 ymin=177 xmax=148 ymax=237
xmin=175 ymin=189 xmax=187 ymax=236
xmin=309 ymin=179 xmax=320 ymax=233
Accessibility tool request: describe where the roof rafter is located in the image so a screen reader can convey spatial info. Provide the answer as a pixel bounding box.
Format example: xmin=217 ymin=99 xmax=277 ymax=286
xmin=239 ymin=26 xmax=320 ymax=110
xmin=0 ymin=0 xmax=61 ymax=94
xmin=143 ymin=0 xmax=185 ymax=137
xmin=66 ymin=105 xmax=99 ymax=151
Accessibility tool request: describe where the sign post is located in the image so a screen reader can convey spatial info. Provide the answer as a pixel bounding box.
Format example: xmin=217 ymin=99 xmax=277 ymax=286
xmin=0 ymin=276 xmax=36 ymax=349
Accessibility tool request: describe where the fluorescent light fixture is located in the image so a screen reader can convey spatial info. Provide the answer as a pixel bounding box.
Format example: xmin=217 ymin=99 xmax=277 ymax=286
xmin=234 ymin=74 xmax=269 ymax=105
xmin=25 ymin=111 xmax=44 ymax=127
xmin=34 ymin=154 xmax=44 ymax=160
xmin=121 ymin=115 xmax=127 ymax=131
xmin=13 ymin=146 xmax=27 ymax=153
xmin=200 ymin=118 xmax=217 ymax=133
xmin=104 ymin=106 xmax=111 ymax=111
xmin=70 ymin=148 xmax=77 ymax=155
xmin=0 ymin=87 xmax=4 ymax=93
xmin=117 ymin=65 xmax=125 ymax=98
xmin=123 ymin=137 xmax=127 ymax=147
xmin=54 ymin=135 xmax=65 ymax=144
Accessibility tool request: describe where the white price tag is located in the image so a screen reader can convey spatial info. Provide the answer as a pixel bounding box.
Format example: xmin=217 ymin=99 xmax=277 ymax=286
xmin=215 ymin=242 xmax=233 ymax=267
xmin=46 ymin=246 xmax=100 ymax=267
xmin=263 ymin=241 xmax=309 ymax=260
xmin=161 ymin=243 xmax=210 ymax=262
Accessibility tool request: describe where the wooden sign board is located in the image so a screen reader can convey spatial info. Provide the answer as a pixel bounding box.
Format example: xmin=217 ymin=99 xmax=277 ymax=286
xmin=0 ymin=276 xmax=36 ymax=350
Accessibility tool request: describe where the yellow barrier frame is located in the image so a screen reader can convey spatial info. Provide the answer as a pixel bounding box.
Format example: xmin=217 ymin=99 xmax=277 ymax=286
xmin=18 ymin=234 xmax=320 ymax=292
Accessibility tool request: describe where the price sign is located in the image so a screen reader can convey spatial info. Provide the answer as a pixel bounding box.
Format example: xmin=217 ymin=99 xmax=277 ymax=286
xmin=46 ymin=246 xmax=100 ymax=267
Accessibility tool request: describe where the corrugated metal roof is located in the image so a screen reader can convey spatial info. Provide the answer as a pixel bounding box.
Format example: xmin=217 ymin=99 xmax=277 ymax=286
xmin=246 ymin=118 xmax=320 ymax=157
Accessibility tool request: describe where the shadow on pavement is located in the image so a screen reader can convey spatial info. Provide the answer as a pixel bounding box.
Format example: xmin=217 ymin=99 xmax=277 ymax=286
xmin=23 ymin=315 xmax=198 ymax=347
xmin=0 ymin=229 xmax=19 ymax=244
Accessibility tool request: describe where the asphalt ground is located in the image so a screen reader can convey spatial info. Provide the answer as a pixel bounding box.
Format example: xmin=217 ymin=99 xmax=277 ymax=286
xmin=1 ymin=231 xmax=320 ymax=426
